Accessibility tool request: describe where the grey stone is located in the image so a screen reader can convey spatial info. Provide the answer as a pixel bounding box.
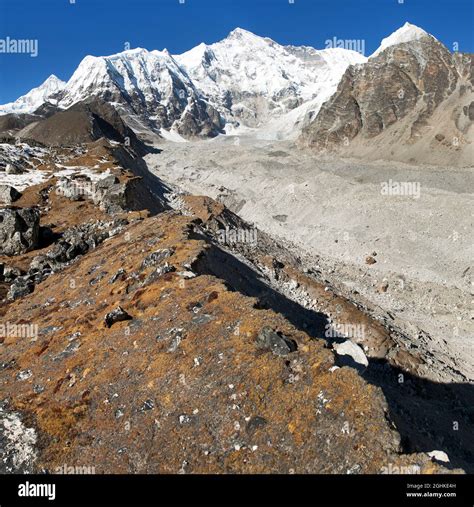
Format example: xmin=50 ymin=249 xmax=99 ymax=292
xmin=109 ymin=268 xmax=126 ymax=284
xmin=7 ymin=277 xmax=34 ymax=300
xmin=0 ymin=208 xmax=40 ymax=256
xmin=246 ymin=415 xmax=268 ymax=435
xmin=141 ymin=248 xmax=174 ymax=270
xmin=333 ymin=340 xmax=369 ymax=368
xmin=0 ymin=185 xmax=22 ymax=204
xmin=94 ymin=174 xmax=119 ymax=190
xmin=1 ymin=265 xmax=22 ymax=282
xmin=256 ymin=326 xmax=297 ymax=356
xmin=5 ymin=163 xmax=25 ymax=175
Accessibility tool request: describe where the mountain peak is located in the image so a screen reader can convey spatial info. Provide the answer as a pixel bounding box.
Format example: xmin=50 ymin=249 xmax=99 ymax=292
xmin=371 ymin=22 xmax=431 ymax=57
xmin=226 ymin=27 xmax=259 ymax=40
xmin=0 ymin=74 xmax=66 ymax=115
xmin=36 ymin=74 xmax=66 ymax=98
xmin=44 ymin=74 xmax=63 ymax=84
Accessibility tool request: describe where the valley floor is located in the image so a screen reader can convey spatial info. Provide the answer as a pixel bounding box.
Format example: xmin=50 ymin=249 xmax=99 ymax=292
xmin=146 ymin=135 xmax=474 ymax=384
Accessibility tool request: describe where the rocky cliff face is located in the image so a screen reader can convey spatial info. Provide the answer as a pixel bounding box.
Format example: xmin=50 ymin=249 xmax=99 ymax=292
xmin=299 ymin=29 xmax=474 ymax=166
xmin=54 ymin=49 xmax=225 ymax=139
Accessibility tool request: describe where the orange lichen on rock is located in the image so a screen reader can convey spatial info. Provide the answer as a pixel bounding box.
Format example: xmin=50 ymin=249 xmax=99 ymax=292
xmin=0 ymin=210 xmax=459 ymax=474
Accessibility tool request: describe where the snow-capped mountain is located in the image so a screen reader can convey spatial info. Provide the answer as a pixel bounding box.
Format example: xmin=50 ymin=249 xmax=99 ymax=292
xmin=174 ymin=27 xmax=366 ymax=134
xmin=0 ymin=28 xmax=366 ymax=138
xmin=0 ymin=74 xmax=65 ymax=115
xmin=1 ymin=23 xmax=459 ymax=143
xmin=55 ymin=47 xmax=223 ymax=137
xmin=371 ymin=22 xmax=431 ymax=57
xmin=299 ymin=23 xmax=474 ymax=166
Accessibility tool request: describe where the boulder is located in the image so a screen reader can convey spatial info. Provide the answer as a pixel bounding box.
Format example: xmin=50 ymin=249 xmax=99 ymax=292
xmin=0 ymin=264 xmax=22 ymax=282
xmin=7 ymin=277 xmax=34 ymax=300
xmin=94 ymin=174 xmax=119 ymax=191
xmin=256 ymin=326 xmax=297 ymax=356
xmin=333 ymin=340 xmax=369 ymax=368
xmin=104 ymin=306 xmax=132 ymax=328
xmin=55 ymin=179 xmax=86 ymax=201
xmin=0 ymin=185 xmax=22 ymax=204
xmin=0 ymin=207 xmax=40 ymax=256
xmin=428 ymin=450 xmax=450 ymax=463
xmin=93 ymin=182 xmax=128 ymax=213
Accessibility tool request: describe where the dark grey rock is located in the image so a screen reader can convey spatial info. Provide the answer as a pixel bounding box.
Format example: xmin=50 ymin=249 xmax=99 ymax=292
xmin=256 ymin=326 xmax=297 ymax=356
xmin=142 ymin=264 xmax=175 ymax=285
xmin=7 ymin=277 xmax=34 ymax=300
xmin=53 ymin=340 xmax=81 ymax=361
xmin=109 ymin=268 xmax=126 ymax=284
xmin=140 ymin=399 xmax=154 ymax=411
xmin=1 ymin=265 xmax=22 ymax=282
xmin=5 ymin=163 xmax=25 ymax=175
xmin=246 ymin=415 xmax=268 ymax=435
xmin=104 ymin=306 xmax=132 ymax=328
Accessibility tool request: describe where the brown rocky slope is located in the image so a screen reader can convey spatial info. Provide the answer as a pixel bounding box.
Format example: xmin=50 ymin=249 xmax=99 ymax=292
xmin=0 ymin=139 xmax=470 ymax=474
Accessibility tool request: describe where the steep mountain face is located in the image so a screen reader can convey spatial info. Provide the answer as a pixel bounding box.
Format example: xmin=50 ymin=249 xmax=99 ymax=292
xmin=56 ymin=48 xmax=224 ymax=138
xmin=0 ymin=75 xmax=65 ymax=115
xmin=299 ymin=23 xmax=474 ymax=166
xmin=174 ymin=28 xmax=366 ymax=132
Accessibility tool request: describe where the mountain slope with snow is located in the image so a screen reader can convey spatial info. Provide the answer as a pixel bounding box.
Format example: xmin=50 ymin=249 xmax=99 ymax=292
xmin=1 ymin=23 xmax=463 ymax=145
xmin=0 ymin=28 xmax=366 ymax=138
xmin=56 ymin=48 xmax=223 ymax=137
xmin=299 ymin=24 xmax=474 ymax=167
xmin=174 ymin=28 xmax=366 ymax=132
xmin=371 ymin=22 xmax=431 ymax=57
xmin=0 ymin=75 xmax=65 ymax=115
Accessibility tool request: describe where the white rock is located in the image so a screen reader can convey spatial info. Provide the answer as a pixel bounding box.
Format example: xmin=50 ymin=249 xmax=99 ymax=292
xmin=428 ymin=450 xmax=450 ymax=463
xmin=333 ymin=340 xmax=369 ymax=367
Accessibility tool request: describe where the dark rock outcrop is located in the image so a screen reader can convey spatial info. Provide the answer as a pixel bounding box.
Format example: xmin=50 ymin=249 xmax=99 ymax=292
xmin=256 ymin=326 xmax=298 ymax=356
xmin=24 ymin=99 xmax=145 ymax=152
xmin=0 ymin=207 xmax=40 ymax=256
xmin=104 ymin=306 xmax=133 ymax=328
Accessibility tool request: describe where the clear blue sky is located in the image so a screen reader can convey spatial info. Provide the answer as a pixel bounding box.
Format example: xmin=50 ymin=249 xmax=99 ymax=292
xmin=0 ymin=0 xmax=473 ymax=103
